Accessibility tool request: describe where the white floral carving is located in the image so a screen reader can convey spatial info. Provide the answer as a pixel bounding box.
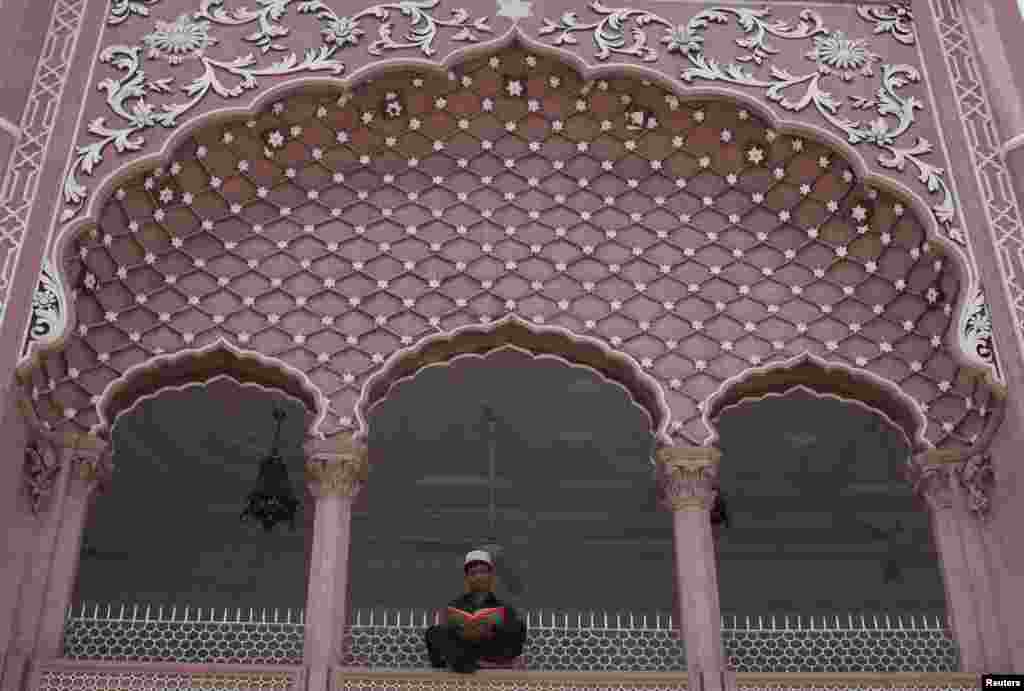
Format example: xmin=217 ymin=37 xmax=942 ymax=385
xmin=61 ymin=0 xmax=493 ymax=221
xmin=109 ymin=0 xmax=161 ymax=26
xmin=297 ymin=0 xmax=492 ymax=56
xmin=805 ymin=30 xmax=879 ymax=81
xmin=857 ymin=2 xmax=914 ymax=46
xmin=538 ymin=3 xmax=957 ymax=242
xmin=143 ymin=14 xmax=219 ymax=64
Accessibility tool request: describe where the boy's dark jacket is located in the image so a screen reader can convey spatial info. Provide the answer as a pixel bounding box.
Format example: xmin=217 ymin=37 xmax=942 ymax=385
xmin=446 ymin=591 xmax=526 ymax=650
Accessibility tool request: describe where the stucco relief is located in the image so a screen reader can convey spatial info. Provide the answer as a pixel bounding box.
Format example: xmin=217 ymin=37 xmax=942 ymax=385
xmin=10 ymin=0 xmax=994 ymax=386
xmin=13 ymin=38 xmax=1006 ymax=458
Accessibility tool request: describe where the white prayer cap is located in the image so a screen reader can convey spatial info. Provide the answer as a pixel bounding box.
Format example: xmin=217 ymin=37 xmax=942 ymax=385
xmin=464 ymin=550 xmax=494 ymax=570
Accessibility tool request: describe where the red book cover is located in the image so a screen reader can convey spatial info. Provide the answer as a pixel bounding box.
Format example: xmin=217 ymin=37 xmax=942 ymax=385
xmin=447 ymin=606 xmax=506 ymax=626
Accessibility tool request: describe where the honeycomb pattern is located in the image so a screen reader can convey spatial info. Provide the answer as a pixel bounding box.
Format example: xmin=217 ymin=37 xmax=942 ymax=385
xmin=26 ymin=46 xmax=1000 ymax=449
xmin=36 ymin=668 xmax=299 ymax=691
xmin=345 ymin=620 xmax=685 ymax=673
xmin=61 ymin=606 xmax=959 ymax=675
xmin=722 ymin=618 xmax=958 ymax=674
xmin=61 ymin=606 xmax=304 ymax=665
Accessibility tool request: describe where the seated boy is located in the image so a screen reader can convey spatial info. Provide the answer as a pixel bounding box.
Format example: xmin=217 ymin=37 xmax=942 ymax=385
xmin=423 ymin=550 xmax=527 ymax=673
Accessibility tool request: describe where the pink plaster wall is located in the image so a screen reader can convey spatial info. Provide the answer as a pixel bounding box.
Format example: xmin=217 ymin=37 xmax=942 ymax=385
xmin=1 ymin=0 xmax=1024 ymax=680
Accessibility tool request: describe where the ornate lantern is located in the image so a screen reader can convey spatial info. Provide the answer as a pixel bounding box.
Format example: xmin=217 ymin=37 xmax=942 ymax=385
xmin=240 ymin=406 xmax=301 ymax=532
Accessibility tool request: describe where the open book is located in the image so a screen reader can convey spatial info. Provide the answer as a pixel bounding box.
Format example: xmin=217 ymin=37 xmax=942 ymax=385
xmin=447 ymin=606 xmax=506 ymax=627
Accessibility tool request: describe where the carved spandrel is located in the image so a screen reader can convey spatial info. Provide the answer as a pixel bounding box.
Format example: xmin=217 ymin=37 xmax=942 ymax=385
xmin=304 ymin=436 xmax=368 ymax=499
xmin=656 ymin=445 xmax=721 ymax=512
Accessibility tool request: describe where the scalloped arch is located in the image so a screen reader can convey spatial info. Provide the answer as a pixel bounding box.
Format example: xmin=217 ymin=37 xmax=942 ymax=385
xmin=94 ymin=338 xmax=327 ymax=439
xmin=17 ymin=29 xmax=1005 ymax=451
xmin=355 ymin=314 xmax=673 ymax=445
xmin=703 ymin=351 xmax=929 ymax=452
xmin=31 ymin=28 xmax=998 ymax=397
xmin=364 ymin=343 xmax=661 ymax=444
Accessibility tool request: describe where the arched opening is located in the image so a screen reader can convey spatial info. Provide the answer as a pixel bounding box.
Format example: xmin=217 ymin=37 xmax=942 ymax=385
xmin=357 ymin=315 xmax=671 ymax=444
xmin=713 ymin=389 xmax=945 ymax=617
xmin=61 ymin=355 xmax=319 ymax=663
xmin=353 ymin=347 xmax=673 ymax=617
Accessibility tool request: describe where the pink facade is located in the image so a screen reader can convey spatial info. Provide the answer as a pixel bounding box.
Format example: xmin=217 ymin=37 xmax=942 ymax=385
xmin=0 ymin=0 xmax=1022 ymax=689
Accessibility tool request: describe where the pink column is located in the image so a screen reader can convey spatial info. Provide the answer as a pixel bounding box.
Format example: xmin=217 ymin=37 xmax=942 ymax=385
xmin=1 ymin=433 xmax=67 ymax=691
xmin=907 ymin=450 xmax=1005 ymax=673
xmin=302 ymin=435 xmax=368 ymax=691
xmin=657 ymin=444 xmax=728 ymax=691
xmin=34 ymin=433 xmax=111 ymax=659
xmin=1 ymin=429 xmax=109 ymax=691
xmin=957 ymin=454 xmax=1013 ymax=672
xmin=942 ymin=0 xmax=1024 ymax=665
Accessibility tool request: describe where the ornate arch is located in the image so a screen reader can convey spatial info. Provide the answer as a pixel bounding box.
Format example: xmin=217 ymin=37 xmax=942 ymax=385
xmin=15 ymin=337 xmax=326 ymax=442
xmin=704 ymin=351 xmax=927 ymax=452
xmin=14 ymin=33 xmax=1006 ymax=454
xmin=356 ymin=313 xmax=672 ymax=444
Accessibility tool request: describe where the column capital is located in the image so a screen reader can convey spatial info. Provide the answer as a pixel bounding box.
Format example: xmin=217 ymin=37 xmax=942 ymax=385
xmin=303 ymin=434 xmax=368 ymax=499
xmin=907 ymin=448 xmax=994 ymax=519
xmin=655 ymin=444 xmax=721 ymax=512
xmin=52 ymin=432 xmax=112 ymax=500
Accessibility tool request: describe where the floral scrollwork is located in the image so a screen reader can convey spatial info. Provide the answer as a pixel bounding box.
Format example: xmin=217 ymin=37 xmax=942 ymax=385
xmin=856 ymin=3 xmax=915 ymax=46
xmin=298 ymin=0 xmax=492 ymax=56
xmin=109 ymin=0 xmax=162 ymax=26
xmin=61 ymin=0 xmax=493 ymax=222
xmin=537 ymin=3 xmax=958 ymax=242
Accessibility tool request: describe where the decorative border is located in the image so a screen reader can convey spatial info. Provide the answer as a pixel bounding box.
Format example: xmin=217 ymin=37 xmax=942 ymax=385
xmin=925 ymin=0 xmax=1024 ymax=377
xmin=0 ymin=0 xmax=89 ymax=326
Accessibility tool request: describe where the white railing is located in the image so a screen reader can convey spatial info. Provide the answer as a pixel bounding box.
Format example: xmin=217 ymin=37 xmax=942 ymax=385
xmin=720 ymin=612 xmax=950 ymax=631
xmin=64 ymin=603 xmax=949 ymax=632
xmin=61 ymin=602 xmax=958 ymax=673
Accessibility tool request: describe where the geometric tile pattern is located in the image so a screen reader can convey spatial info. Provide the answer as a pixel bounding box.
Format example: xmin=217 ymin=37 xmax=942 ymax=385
xmin=21 ymin=46 xmax=1001 ymax=451
xmin=60 ymin=604 xmax=957 ymax=674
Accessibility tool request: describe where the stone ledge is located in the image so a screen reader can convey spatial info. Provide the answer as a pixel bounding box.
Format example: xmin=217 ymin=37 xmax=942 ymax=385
xmin=334 ymin=668 xmax=980 ymax=689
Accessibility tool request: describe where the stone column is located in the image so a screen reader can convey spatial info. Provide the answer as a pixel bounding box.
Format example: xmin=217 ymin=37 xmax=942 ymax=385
xmin=34 ymin=433 xmax=111 ymax=659
xmin=656 ymin=444 xmax=728 ymax=691
xmin=907 ymin=449 xmax=1006 ymax=672
xmin=302 ymin=434 xmax=368 ymax=691
xmin=0 ymin=431 xmax=67 ymax=691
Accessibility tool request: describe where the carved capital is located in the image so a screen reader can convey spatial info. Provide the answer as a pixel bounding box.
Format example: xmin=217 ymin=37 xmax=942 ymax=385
xmin=304 ymin=435 xmax=368 ymax=499
xmin=958 ymin=453 xmax=994 ymax=520
xmin=655 ymin=445 xmax=721 ymax=512
xmin=908 ymin=449 xmax=965 ymax=514
xmin=54 ymin=432 xmax=112 ymax=500
xmin=907 ymin=448 xmax=994 ymax=519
